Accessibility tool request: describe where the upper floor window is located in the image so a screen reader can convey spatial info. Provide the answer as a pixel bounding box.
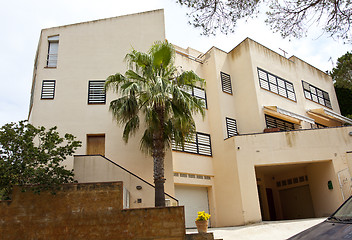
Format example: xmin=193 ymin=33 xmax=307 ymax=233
xmin=258 ymin=68 xmax=296 ymax=101
xmin=220 ymin=72 xmax=232 ymax=94
xmin=302 ymin=81 xmax=331 ymax=108
xmin=183 ymin=85 xmax=207 ymax=108
xmin=41 ymin=80 xmax=56 ymax=99
xmin=88 ymin=81 xmax=106 ymax=104
xmin=226 ymin=117 xmax=238 ymax=138
xmin=46 ymin=35 xmax=59 ymax=67
xmin=172 ymin=132 xmax=212 ymax=156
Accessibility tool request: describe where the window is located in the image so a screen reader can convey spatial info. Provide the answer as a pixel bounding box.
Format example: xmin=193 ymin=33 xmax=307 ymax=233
xmin=265 ymin=115 xmax=297 ymax=131
xmin=88 ymin=81 xmax=106 ymax=104
xmin=226 ymin=117 xmax=238 ymax=138
xmin=172 ymin=132 xmax=212 ymax=156
xmin=302 ymin=81 xmax=331 ymax=108
xmin=41 ymin=80 xmax=56 ymax=99
xmin=258 ymin=68 xmax=296 ymax=101
xmin=311 ymin=122 xmax=327 ymax=129
xmin=46 ymin=35 xmax=59 ymax=67
xmin=182 ymin=85 xmax=207 ymax=108
xmin=220 ymin=72 xmax=232 ymax=94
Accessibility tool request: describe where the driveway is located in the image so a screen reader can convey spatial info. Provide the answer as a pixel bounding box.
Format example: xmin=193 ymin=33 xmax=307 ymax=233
xmin=186 ymin=218 xmax=326 ymax=240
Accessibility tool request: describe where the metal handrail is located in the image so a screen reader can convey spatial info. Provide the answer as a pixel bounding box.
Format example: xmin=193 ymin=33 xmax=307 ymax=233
xmin=74 ymin=154 xmax=179 ymax=204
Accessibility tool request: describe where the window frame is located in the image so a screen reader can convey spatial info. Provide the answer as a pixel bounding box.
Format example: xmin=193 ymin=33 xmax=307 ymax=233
xmin=225 ymin=117 xmax=238 ymax=138
xmin=220 ymin=72 xmax=233 ymax=94
xmin=88 ymin=80 xmax=106 ymax=104
xmin=265 ymin=114 xmax=297 ymax=131
xmin=41 ymin=80 xmax=56 ymax=100
xmin=302 ymin=80 xmax=332 ymax=108
xmin=46 ymin=35 xmax=59 ymax=68
xmin=172 ymin=132 xmax=212 ymax=156
xmin=258 ymin=68 xmax=296 ymax=102
xmin=182 ymin=85 xmax=207 ymax=108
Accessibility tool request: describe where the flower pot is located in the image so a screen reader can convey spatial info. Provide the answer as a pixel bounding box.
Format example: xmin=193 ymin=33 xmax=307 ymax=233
xmin=195 ymin=220 xmax=208 ymax=233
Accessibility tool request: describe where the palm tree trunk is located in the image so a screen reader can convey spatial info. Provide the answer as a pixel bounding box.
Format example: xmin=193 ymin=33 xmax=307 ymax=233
xmin=153 ymin=106 xmax=166 ymax=207
xmin=153 ymin=132 xmax=166 ymax=207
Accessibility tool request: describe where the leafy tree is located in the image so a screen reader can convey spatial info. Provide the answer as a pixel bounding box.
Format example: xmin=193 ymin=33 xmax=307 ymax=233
xmin=331 ymin=51 xmax=352 ymax=90
xmin=331 ymin=51 xmax=352 ymax=119
xmin=0 ymin=121 xmax=81 ymax=199
xmin=176 ymin=0 xmax=352 ymax=42
xmin=334 ymin=86 xmax=352 ymax=119
xmin=105 ymin=41 xmax=205 ymax=207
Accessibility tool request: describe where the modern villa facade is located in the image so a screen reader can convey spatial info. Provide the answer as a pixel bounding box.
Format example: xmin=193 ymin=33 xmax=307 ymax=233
xmin=28 ymin=9 xmax=352 ymax=228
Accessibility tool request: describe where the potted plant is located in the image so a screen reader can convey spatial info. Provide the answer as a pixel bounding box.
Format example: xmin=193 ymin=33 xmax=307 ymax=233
xmin=195 ymin=211 xmax=211 ymax=233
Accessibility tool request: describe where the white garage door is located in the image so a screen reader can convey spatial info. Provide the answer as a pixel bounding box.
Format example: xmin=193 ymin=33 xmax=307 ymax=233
xmin=175 ymin=185 xmax=210 ymax=228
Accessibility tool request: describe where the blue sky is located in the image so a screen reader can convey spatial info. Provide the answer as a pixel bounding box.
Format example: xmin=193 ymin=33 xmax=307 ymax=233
xmin=0 ymin=0 xmax=350 ymax=126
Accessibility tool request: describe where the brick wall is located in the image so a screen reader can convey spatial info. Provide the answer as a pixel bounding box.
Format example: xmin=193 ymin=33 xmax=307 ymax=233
xmin=0 ymin=182 xmax=185 ymax=240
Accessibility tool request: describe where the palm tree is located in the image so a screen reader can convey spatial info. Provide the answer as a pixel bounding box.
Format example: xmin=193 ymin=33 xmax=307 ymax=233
xmin=105 ymin=41 xmax=205 ymax=207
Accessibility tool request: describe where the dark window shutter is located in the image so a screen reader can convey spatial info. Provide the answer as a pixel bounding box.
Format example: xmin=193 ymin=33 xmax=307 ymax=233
xmin=88 ymin=81 xmax=106 ymax=104
xmin=220 ymin=72 xmax=232 ymax=94
xmin=41 ymin=80 xmax=56 ymax=99
xmin=226 ymin=117 xmax=238 ymax=138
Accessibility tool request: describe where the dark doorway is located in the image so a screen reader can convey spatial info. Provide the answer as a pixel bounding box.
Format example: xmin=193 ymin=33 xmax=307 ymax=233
xmin=266 ymin=188 xmax=277 ymax=220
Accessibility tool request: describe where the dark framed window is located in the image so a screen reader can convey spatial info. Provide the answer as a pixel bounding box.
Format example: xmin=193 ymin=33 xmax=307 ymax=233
xmin=220 ymin=72 xmax=232 ymax=94
xmin=172 ymin=132 xmax=212 ymax=156
xmin=226 ymin=117 xmax=238 ymax=138
xmin=46 ymin=35 xmax=59 ymax=67
xmin=258 ymin=68 xmax=296 ymax=101
xmin=265 ymin=115 xmax=296 ymax=131
xmin=41 ymin=80 xmax=56 ymax=99
xmin=88 ymin=81 xmax=106 ymax=104
xmin=311 ymin=122 xmax=327 ymax=129
xmin=302 ymin=81 xmax=331 ymax=108
xmin=183 ymin=85 xmax=207 ymax=108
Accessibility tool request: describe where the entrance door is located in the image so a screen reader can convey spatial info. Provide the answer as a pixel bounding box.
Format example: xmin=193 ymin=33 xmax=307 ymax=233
xmin=280 ymin=185 xmax=315 ymax=219
xmin=175 ymin=185 xmax=209 ymax=228
xmin=87 ymin=134 xmax=105 ymax=156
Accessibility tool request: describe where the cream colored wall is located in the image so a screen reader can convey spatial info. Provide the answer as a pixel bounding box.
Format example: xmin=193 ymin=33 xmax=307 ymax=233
xmin=307 ymin=161 xmax=341 ymax=217
xmin=210 ymin=137 xmax=246 ymax=226
xmin=27 ymin=10 xmax=177 ymax=196
xmin=74 ymin=155 xmax=155 ymax=208
xmin=245 ymin=39 xmax=340 ymax=131
xmin=235 ymin=126 xmax=352 ymax=223
xmin=227 ymin=40 xmax=263 ymax=134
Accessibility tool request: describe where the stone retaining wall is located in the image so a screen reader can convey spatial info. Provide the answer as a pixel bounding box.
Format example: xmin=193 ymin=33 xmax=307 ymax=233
xmin=0 ymin=182 xmax=185 ymax=240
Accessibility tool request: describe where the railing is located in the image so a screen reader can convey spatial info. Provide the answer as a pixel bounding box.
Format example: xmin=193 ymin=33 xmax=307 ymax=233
xmin=175 ymin=49 xmax=203 ymax=63
xmin=74 ymin=155 xmax=179 ymax=208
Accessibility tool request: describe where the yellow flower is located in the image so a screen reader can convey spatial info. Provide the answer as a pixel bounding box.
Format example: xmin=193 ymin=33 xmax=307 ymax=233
xmin=196 ymin=211 xmax=211 ymax=221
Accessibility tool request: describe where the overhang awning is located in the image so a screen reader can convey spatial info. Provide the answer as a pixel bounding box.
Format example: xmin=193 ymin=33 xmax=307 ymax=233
xmin=308 ymin=108 xmax=352 ymax=125
xmin=264 ymin=106 xmax=315 ymax=125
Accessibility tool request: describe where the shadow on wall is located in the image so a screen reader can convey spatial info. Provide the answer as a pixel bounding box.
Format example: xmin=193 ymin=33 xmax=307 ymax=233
xmin=74 ymin=154 xmax=178 ymax=208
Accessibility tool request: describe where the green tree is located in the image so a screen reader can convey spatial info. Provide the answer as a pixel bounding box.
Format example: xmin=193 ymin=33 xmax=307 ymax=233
xmin=105 ymin=41 xmax=205 ymax=207
xmin=0 ymin=121 xmax=81 ymax=199
xmin=331 ymin=51 xmax=352 ymax=90
xmin=331 ymin=51 xmax=352 ymax=119
xmin=334 ymin=87 xmax=352 ymax=119
xmin=176 ymin=0 xmax=352 ymax=42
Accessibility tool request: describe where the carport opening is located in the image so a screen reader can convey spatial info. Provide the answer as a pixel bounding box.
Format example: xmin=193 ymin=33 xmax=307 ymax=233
xmin=255 ymin=161 xmax=338 ymax=221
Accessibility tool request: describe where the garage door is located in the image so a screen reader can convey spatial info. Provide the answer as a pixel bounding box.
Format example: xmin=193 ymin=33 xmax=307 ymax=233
xmin=175 ymin=185 xmax=210 ymax=228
